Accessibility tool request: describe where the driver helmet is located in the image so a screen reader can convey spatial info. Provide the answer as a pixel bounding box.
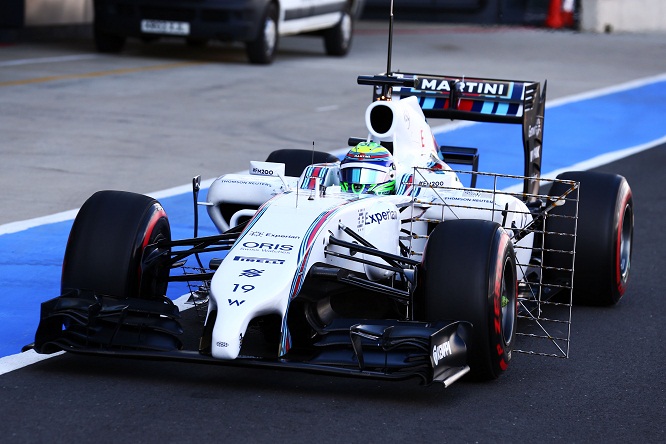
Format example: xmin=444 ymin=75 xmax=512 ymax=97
xmin=340 ymin=141 xmax=396 ymax=195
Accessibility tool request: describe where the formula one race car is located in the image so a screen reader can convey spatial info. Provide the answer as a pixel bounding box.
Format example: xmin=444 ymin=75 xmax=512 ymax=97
xmin=27 ymin=36 xmax=633 ymax=388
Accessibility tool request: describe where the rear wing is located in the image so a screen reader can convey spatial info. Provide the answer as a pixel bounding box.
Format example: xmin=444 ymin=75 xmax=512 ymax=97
xmin=358 ymin=73 xmax=547 ymax=197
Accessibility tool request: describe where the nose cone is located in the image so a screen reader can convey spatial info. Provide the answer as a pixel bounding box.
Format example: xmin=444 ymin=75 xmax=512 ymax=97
xmin=211 ymin=332 xmax=242 ymax=360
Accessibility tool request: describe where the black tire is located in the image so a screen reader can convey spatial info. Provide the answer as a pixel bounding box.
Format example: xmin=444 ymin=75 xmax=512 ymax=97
xmin=420 ymin=220 xmax=517 ymax=380
xmin=265 ymin=149 xmax=339 ymax=177
xmin=324 ymin=7 xmax=353 ymax=56
xmin=93 ymin=22 xmax=126 ymax=53
xmin=61 ymin=190 xmax=171 ymax=300
xmin=544 ymin=171 xmax=633 ymax=306
xmin=246 ymin=3 xmax=279 ymax=64
xmin=186 ymin=38 xmax=208 ymax=48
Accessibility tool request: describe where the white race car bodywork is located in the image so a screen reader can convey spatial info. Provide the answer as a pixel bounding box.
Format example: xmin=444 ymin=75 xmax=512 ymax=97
xmin=205 ymin=96 xmax=534 ymax=360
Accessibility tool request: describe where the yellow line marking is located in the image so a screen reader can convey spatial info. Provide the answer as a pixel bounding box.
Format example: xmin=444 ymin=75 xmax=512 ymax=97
xmin=0 ymin=61 xmax=207 ymax=87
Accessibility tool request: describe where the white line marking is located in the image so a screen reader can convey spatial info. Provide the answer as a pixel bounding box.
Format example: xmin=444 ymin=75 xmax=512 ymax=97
xmin=546 ymin=72 xmax=666 ymax=108
xmin=0 ymin=349 xmax=65 ymax=376
xmin=541 ymin=135 xmax=666 ymax=179
xmin=501 ymin=136 xmax=666 ymax=193
xmin=0 ymin=54 xmax=100 ymax=67
xmin=0 ymin=210 xmax=79 ymax=236
xmin=0 ymin=178 xmax=217 ymax=236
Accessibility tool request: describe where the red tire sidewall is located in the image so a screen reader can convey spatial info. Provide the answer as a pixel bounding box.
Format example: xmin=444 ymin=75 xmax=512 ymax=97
xmin=613 ymin=182 xmax=633 ymax=299
xmin=488 ymin=231 xmax=516 ymax=374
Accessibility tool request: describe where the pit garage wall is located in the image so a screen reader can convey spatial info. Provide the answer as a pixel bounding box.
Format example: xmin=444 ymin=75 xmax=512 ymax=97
xmin=5 ymin=0 xmax=666 ymax=32
xmin=24 ymin=0 xmax=92 ymax=26
xmin=580 ymin=0 xmax=666 ymax=33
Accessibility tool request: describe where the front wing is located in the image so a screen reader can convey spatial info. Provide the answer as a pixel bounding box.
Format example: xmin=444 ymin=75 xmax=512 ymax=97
xmin=28 ymin=290 xmax=471 ymax=386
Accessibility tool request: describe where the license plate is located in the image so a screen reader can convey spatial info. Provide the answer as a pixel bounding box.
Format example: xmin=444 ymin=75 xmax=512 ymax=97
xmin=141 ymin=20 xmax=190 ymax=36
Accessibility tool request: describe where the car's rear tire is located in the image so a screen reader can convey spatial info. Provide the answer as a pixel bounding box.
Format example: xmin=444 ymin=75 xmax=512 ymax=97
xmin=544 ymin=171 xmax=633 ymax=306
xmin=420 ymin=220 xmax=517 ymax=380
xmin=246 ymin=3 xmax=278 ymax=64
xmin=324 ymin=7 xmax=353 ymax=56
xmin=61 ymin=190 xmax=171 ymax=300
xmin=265 ymin=149 xmax=339 ymax=177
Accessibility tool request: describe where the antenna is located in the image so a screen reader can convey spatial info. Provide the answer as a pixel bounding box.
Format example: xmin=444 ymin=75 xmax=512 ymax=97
xmin=356 ymin=0 xmax=416 ymax=99
xmin=386 ymin=0 xmax=394 ymax=76
xmin=311 ymin=140 xmax=315 ymax=167
xmin=380 ymin=0 xmax=395 ymax=99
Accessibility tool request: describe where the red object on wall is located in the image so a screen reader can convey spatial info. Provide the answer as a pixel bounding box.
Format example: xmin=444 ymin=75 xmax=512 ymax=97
xmin=545 ymin=0 xmax=575 ymax=29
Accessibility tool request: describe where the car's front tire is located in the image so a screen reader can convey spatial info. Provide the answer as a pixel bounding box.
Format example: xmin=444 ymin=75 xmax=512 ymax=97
xmin=61 ymin=190 xmax=171 ymax=300
xmin=420 ymin=220 xmax=517 ymax=380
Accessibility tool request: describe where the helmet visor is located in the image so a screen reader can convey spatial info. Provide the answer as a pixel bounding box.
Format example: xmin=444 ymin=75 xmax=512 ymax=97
xmin=340 ymin=165 xmax=391 ymax=185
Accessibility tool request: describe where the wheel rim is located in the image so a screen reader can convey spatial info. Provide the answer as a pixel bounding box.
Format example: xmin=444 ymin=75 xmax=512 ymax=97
xmin=263 ymin=17 xmax=277 ymax=56
xmin=340 ymin=13 xmax=352 ymax=47
xmin=619 ymin=204 xmax=633 ymax=282
xmin=500 ymin=257 xmax=516 ymax=346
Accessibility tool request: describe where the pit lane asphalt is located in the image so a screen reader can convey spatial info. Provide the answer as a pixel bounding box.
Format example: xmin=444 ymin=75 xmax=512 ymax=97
xmin=1 ymin=21 xmax=665 ymax=442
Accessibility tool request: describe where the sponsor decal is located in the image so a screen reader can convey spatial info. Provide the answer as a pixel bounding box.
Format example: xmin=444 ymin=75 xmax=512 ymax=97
xmin=364 ymin=210 xmax=398 ymax=226
xmin=420 ymin=78 xmax=510 ymax=96
xmin=528 ymin=119 xmax=542 ymax=139
xmin=221 ymin=179 xmax=272 ymax=187
xmin=530 ymin=143 xmax=541 ymax=162
xmin=432 ymin=340 xmax=452 ymax=366
xmin=248 ymin=231 xmax=301 ymax=240
xmin=445 ymin=196 xmax=499 ymax=206
xmin=251 ymin=167 xmax=275 ymax=176
xmin=233 ymin=256 xmax=285 ymax=265
xmin=228 ymin=299 xmax=245 ymax=306
xmin=240 ymin=242 xmax=293 ymax=254
xmin=418 ymin=180 xmax=448 ymax=188
xmin=357 ymin=209 xmax=366 ymax=230
xmin=216 ymin=341 xmax=228 ymax=347
xmin=239 ymin=269 xmax=264 ymax=278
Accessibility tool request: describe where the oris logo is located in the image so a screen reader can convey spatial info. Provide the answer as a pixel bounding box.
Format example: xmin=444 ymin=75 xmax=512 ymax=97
xmin=432 ymin=340 xmax=452 ymax=366
xmin=241 ymin=242 xmax=293 ymax=252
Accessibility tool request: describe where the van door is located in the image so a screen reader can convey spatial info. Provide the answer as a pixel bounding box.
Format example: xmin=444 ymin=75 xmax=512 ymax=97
xmin=281 ymin=0 xmax=343 ymax=35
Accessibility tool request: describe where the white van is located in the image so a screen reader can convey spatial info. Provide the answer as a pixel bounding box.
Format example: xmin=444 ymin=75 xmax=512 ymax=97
xmin=93 ymin=0 xmax=366 ymax=64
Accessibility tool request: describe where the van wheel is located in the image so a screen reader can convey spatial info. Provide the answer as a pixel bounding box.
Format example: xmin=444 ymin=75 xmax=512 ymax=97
xmin=324 ymin=7 xmax=353 ymax=56
xmin=94 ymin=21 xmax=126 ymax=53
xmin=246 ymin=3 xmax=278 ymax=64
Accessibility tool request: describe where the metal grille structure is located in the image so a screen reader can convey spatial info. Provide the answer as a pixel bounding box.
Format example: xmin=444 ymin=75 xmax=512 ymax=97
xmin=406 ymin=168 xmax=579 ymax=359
